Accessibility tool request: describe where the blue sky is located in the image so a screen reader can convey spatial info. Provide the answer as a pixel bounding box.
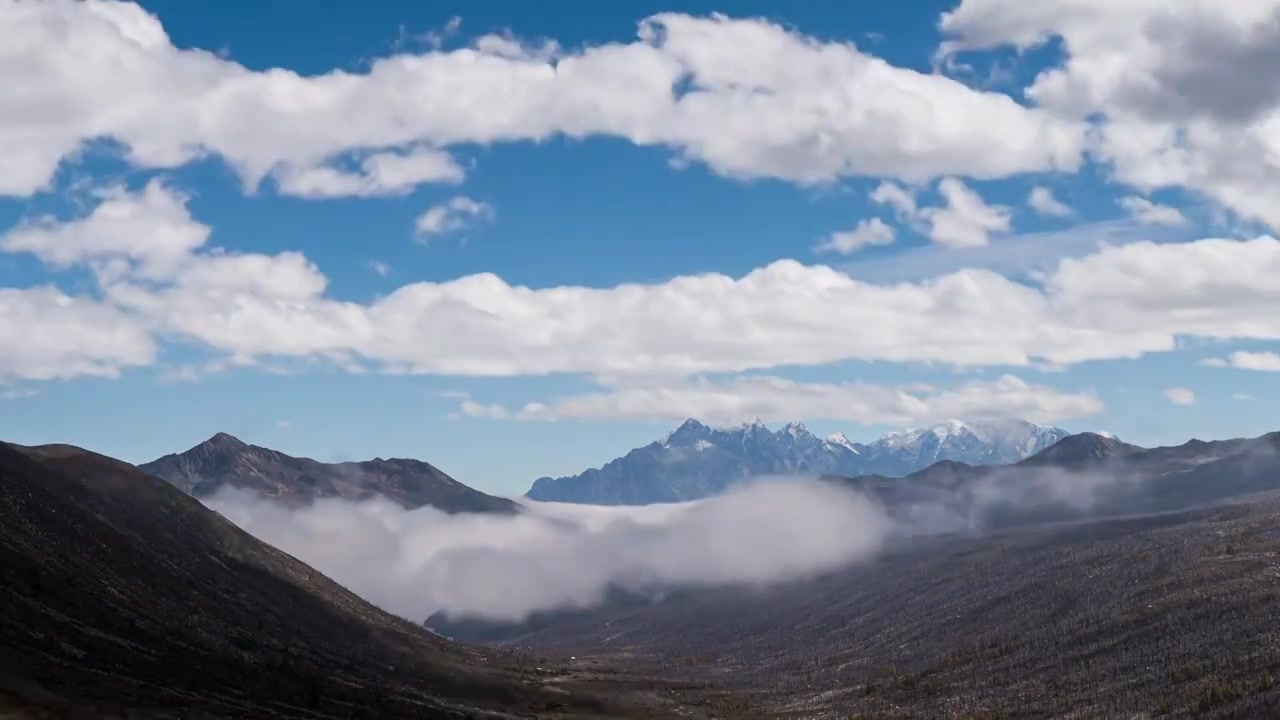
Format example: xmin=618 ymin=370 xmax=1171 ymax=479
xmin=4 ymin=0 xmax=1280 ymax=495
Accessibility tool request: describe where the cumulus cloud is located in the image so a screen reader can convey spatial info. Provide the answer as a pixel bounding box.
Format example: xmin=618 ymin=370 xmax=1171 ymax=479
xmin=921 ymin=178 xmax=1012 ymax=247
xmin=415 ymin=196 xmax=494 ymax=238
xmin=205 ymin=480 xmax=893 ymax=623
xmin=457 ymin=374 xmax=1104 ymax=426
xmin=273 ymin=147 xmax=464 ymax=198
xmin=814 ymin=217 xmax=895 ymax=254
xmin=940 ymin=0 xmax=1280 ymax=229
xmin=1204 ymin=350 xmax=1280 ymax=372
xmin=870 ymin=181 xmax=919 ymax=219
xmin=0 ymin=180 xmax=208 ymax=279
xmin=0 ymin=286 xmax=154 ymax=380
xmin=1028 ymin=186 xmax=1073 ymax=217
xmin=869 ymin=178 xmax=1011 ymax=247
xmin=8 ymin=186 xmax=1280 ymax=381
xmin=0 ymin=2 xmax=1082 ymax=198
xmin=1118 ymin=196 xmax=1188 ymax=226
xmin=1164 ymin=386 xmax=1196 ymax=405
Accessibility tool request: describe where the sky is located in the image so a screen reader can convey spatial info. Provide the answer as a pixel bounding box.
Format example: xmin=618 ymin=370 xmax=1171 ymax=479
xmin=4 ymin=0 xmax=1280 ymax=496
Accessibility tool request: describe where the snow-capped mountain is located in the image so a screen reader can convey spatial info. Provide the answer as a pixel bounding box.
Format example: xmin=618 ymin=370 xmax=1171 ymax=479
xmin=525 ymin=418 xmax=1070 ymax=505
xmin=863 ymin=419 xmax=1069 ymax=474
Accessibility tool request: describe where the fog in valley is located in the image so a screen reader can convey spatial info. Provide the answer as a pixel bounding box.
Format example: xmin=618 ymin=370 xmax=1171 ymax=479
xmin=206 ymin=462 xmax=1145 ymax=623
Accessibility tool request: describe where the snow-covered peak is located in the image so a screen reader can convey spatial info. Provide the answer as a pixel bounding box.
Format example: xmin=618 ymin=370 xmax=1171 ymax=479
xmin=781 ymin=421 xmax=812 ymax=437
xmin=928 ymin=419 xmax=971 ymax=442
xmin=660 ymin=418 xmax=712 ymax=447
xmin=825 ymin=432 xmax=862 ymax=454
xmin=866 ymin=418 xmax=1067 ymax=464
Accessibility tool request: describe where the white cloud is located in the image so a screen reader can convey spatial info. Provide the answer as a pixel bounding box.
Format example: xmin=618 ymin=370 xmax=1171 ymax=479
xmin=273 ymin=146 xmax=464 ymax=198
xmin=0 ymin=180 xmax=208 ymax=279
xmin=415 ymin=196 xmax=494 ymax=238
xmin=458 ymin=373 xmax=1104 ymax=426
xmin=206 ymin=480 xmax=892 ymax=623
xmin=369 ymin=260 xmax=392 ymax=277
xmin=11 ymin=187 xmax=1280 ymax=382
xmin=940 ymin=0 xmax=1280 ymax=229
xmin=1233 ymin=393 xmax=1255 ymax=401
xmin=921 ymin=177 xmax=1011 ymax=247
xmin=0 ymin=387 xmax=38 ymax=400
xmin=0 ymin=2 xmax=1083 ymax=198
xmin=870 ymin=181 xmax=919 ymax=219
xmin=869 ymin=178 xmax=1013 ymax=248
xmin=0 ymin=286 xmax=154 ymax=380
xmin=1217 ymin=350 xmax=1280 ymax=372
xmin=1118 ymin=196 xmax=1188 ymax=226
xmin=1028 ymin=186 xmax=1073 ymax=217
xmin=1164 ymin=387 xmax=1196 ymax=405
xmin=814 ymin=217 xmax=896 ymax=254
xmin=1199 ymin=357 xmax=1228 ymax=368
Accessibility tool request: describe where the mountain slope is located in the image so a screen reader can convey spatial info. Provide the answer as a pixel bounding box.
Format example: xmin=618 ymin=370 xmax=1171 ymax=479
xmin=0 ymin=440 xmax=658 ymax=718
xmin=527 ymin=418 xmax=1068 ymax=505
xmin=140 ymin=432 xmax=518 ymax=513
xmin=826 ymin=431 xmax=1280 ymax=531
xmin=463 ymin=496 xmax=1280 ymax=718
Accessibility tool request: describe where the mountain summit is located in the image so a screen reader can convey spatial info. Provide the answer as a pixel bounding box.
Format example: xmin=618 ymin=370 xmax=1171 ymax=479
xmin=140 ymin=434 xmax=518 ymax=514
xmin=526 ymin=418 xmax=1069 ymax=505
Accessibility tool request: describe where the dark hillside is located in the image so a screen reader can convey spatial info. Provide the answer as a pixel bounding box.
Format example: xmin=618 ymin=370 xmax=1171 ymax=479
xmin=0 ymin=442 xmax=670 ymax=719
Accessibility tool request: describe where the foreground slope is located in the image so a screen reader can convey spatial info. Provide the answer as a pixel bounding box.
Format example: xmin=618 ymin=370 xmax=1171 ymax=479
xmin=482 ymin=496 xmax=1280 ymax=718
xmin=140 ymin=432 xmax=518 ymax=513
xmin=0 ymin=441 xmax=659 ymax=719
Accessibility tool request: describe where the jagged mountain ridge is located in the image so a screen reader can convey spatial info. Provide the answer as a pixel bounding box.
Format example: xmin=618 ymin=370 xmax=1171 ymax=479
xmin=140 ymin=432 xmax=518 ymax=514
xmin=526 ymin=417 xmax=1070 ymax=505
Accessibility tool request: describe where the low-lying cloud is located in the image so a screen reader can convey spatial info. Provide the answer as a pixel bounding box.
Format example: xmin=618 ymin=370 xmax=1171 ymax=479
xmin=206 ymin=450 xmax=1238 ymax=626
xmin=205 ymin=479 xmax=892 ymax=624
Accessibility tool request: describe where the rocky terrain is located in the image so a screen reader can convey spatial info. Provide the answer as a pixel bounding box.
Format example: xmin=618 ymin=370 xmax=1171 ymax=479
xmin=0 ymin=441 xmax=696 ymax=719
xmin=461 ymin=493 xmax=1280 ymax=718
xmin=440 ymin=430 xmax=1280 ymax=717
xmin=140 ymin=432 xmax=518 ymax=513
xmin=527 ymin=417 xmax=1068 ymax=505
xmin=13 ymin=427 xmax=1280 ymax=719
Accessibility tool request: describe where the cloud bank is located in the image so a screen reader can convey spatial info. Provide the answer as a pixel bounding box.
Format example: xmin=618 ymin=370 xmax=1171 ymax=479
xmin=456 ymin=373 xmax=1104 ymax=427
xmin=206 ymin=480 xmax=892 ymax=623
xmin=6 ymin=182 xmax=1280 ymax=385
xmin=0 ymin=1 xmax=1079 ymax=197
xmin=205 ymin=458 xmax=1165 ymax=626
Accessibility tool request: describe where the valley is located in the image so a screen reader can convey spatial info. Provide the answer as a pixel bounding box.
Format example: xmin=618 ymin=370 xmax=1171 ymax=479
xmin=7 ymin=425 xmax=1280 ymax=718
xmin=468 ymin=498 xmax=1280 ymax=717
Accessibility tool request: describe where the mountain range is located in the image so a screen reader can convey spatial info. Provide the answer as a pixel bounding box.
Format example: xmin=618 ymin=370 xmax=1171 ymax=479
xmin=526 ymin=417 xmax=1070 ymax=505
xmin=827 ymin=430 xmax=1280 ymax=532
xmin=139 ymin=432 xmax=518 ymax=514
xmin=12 ymin=427 xmax=1280 ymax=717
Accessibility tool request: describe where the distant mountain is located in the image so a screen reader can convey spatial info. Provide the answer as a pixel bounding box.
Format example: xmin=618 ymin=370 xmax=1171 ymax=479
xmin=140 ymin=433 xmax=518 ymax=514
xmin=824 ymin=431 xmax=1280 ymax=531
xmin=525 ymin=418 xmax=1070 ymax=505
xmin=0 ymin=441 xmax=630 ymax=718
